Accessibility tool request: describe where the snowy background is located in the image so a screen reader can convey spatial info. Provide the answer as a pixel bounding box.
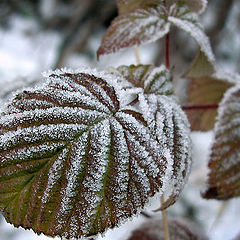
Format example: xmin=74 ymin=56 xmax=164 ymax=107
xmin=0 ymin=0 xmax=240 ymax=239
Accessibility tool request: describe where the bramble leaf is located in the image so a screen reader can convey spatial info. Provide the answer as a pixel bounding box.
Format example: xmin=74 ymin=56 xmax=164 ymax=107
xmin=203 ymin=85 xmax=240 ymax=200
xmin=138 ymin=94 xmax=191 ymax=209
xmin=116 ymin=64 xmax=173 ymax=95
xmin=0 ymin=68 xmax=190 ymax=238
xmin=98 ymin=0 xmax=213 ymax=64
xmin=97 ymin=6 xmax=170 ymax=58
xmin=185 ymin=71 xmax=238 ymax=131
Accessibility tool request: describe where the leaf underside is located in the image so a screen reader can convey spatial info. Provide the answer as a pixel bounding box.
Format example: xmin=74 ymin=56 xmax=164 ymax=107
xmin=186 ymin=76 xmax=233 ymax=131
xmin=203 ymin=85 xmax=240 ymax=200
xmin=0 ymin=71 xmax=184 ymax=239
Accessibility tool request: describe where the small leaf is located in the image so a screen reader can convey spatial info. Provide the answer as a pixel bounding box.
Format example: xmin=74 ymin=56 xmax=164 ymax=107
xmin=97 ymin=6 xmax=170 ymax=58
xmin=203 ymin=85 xmax=240 ymax=200
xmin=184 ymin=49 xmax=216 ymax=78
xmin=185 ymin=70 xmax=239 ymax=131
xmin=116 ymin=64 xmax=173 ymax=95
xmin=138 ymin=94 xmax=191 ymax=209
xmin=0 ymin=69 xmax=183 ymax=239
xmin=98 ymin=1 xmax=213 ymax=66
xmin=182 ymin=0 xmax=208 ymax=14
xmin=128 ymin=218 xmax=209 ymax=240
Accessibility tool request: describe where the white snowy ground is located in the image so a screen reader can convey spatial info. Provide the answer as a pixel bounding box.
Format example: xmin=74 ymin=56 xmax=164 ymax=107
xmin=0 ymin=16 xmax=239 ymax=240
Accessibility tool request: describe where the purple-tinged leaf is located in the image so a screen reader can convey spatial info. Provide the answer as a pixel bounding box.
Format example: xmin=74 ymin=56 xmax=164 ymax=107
xmin=0 ymin=68 xmax=183 ymax=239
xmin=97 ymin=6 xmax=170 ymax=58
xmin=203 ymin=85 xmax=240 ymax=199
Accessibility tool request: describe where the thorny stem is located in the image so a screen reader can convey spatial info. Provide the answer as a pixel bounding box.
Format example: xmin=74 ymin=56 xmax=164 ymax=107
xmin=161 ymin=195 xmax=170 ymax=240
xmin=182 ymin=104 xmax=219 ymax=111
xmin=134 ymin=46 xmax=141 ymax=64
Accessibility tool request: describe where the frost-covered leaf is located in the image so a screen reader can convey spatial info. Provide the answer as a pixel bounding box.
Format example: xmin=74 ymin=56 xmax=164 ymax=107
xmin=0 ymin=69 xmax=180 ymax=239
xmin=138 ymin=94 xmax=191 ymax=209
xmin=182 ymin=0 xmax=208 ymax=14
xmin=97 ymin=6 xmax=170 ymax=58
xmin=203 ymin=85 xmax=240 ymax=199
xmin=116 ymin=64 xmax=173 ymax=95
xmin=98 ymin=0 xmax=213 ymax=66
xmin=168 ymin=13 xmax=215 ymax=65
xmin=185 ymin=71 xmax=238 ymax=131
xmin=128 ymin=218 xmax=208 ymax=240
xmin=184 ymin=50 xmax=216 ymax=79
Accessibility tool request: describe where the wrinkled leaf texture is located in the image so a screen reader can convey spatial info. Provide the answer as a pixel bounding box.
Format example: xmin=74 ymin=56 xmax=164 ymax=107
xmin=204 ymin=85 xmax=240 ymax=199
xmin=0 ymin=68 xmax=191 ymax=238
xmin=97 ymin=0 xmax=213 ymax=67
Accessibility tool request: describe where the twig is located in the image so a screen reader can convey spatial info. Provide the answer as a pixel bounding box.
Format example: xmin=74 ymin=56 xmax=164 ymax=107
xmin=161 ymin=195 xmax=170 ymax=240
xmin=165 ymin=33 xmax=170 ymax=69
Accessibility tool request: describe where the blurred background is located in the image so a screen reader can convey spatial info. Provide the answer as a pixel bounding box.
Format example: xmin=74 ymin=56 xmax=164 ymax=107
xmin=0 ymin=0 xmax=240 ymax=239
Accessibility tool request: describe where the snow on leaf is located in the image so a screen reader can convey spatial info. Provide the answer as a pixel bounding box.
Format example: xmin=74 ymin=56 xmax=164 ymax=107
xmin=168 ymin=14 xmax=215 ymax=65
xmin=182 ymin=0 xmax=208 ymax=14
xmin=128 ymin=218 xmax=209 ymax=240
xmin=0 ymin=69 xmax=177 ymax=239
xmin=185 ymin=70 xmax=238 ymax=131
xmin=203 ymin=84 xmax=240 ymax=200
xmin=97 ymin=6 xmax=170 ymax=58
xmin=116 ymin=64 xmax=173 ymax=95
xmin=98 ymin=1 xmax=211 ymax=62
xmin=138 ymin=94 xmax=192 ymax=209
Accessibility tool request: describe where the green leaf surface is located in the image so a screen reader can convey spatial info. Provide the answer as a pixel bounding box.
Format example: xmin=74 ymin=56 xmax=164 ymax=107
xmin=0 ymin=69 xmax=187 ymax=238
xmin=203 ymin=85 xmax=240 ymax=199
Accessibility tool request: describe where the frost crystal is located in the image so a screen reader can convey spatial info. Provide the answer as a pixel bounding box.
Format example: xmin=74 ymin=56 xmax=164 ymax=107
xmin=204 ymin=84 xmax=240 ymax=199
xmin=0 ymin=68 xmax=191 ymax=239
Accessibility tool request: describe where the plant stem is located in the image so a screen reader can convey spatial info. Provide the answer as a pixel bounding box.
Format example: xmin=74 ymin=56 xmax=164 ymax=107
xmin=161 ymin=195 xmax=170 ymax=240
xmin=165 ymin=33 xmax=170 ymax=69
xmin=134 ymin=46 xmax=141 ymax=64
xmin=182 ymin=104 xmax=218 ymax=111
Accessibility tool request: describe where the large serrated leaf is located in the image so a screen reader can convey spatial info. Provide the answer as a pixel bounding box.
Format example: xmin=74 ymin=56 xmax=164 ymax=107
xmin=185 ymin=71 xmax=238 ymax=131
xmin=0 ymin=69 xmax=177 ymax=239
xmin=116 ymin=64 xmax=173 ymax=95
xmin=203 ymin=85 xmax=240 ymax=200
xmin=138 ymin=94 xmax=191 ymax=209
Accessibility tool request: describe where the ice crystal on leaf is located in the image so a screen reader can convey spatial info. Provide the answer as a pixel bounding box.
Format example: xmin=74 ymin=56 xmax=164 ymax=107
xmin=116 ymin=64 xmax=173 ymax=95
xmin=203 ymin=84 xmax=240 ymax=199
xmin=0 ymin=68 xmax=191 ymax=239
xmin=97 ymin=0 xmax=213 ymax=67
xmin=138 ymin=94 xmax=191 ymax=209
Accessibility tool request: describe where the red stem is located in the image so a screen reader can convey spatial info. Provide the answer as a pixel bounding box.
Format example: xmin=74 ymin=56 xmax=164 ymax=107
xmin=182 ymin=104 xmax=219 ymax=111
xmin=165 ymin=33 xmax=170 ymax=69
